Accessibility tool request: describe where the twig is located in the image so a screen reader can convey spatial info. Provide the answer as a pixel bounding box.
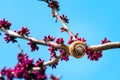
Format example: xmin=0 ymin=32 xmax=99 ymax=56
xmin=32 ymin=55 xmax=61 ymax=70
xmin=18 ymin=44 xmax=23 ymax=53
xmin=88 ymin=42 xmax=120 ymax=51
xmin=53 ymin=10 xmax=76 ymax=40
xmin=1 ymin=27 xmax=59 ymax=48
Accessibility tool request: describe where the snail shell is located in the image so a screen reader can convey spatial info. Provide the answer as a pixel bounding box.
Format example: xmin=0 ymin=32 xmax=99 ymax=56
xmin=69 ymin=41 xmax=87 ymax=58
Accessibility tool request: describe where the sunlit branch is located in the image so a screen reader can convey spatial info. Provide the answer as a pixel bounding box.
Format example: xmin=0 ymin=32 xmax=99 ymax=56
xmin=53 ymin=10 xmax=76 ymax=40
xmin=0 ymin=27 xmax=60 ymax=48
xmin=88 ymin=42 xmax=120 ymax=51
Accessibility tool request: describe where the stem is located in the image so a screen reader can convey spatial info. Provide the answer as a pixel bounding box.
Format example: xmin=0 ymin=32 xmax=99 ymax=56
xmin=88 ymin=42 xmax=120 ymax=51
xmin=44 ymin=55 xmax=61 ymax=66
xmin=32 ymin=55 xmax=61 ymax=71
xmin=1 ymin=27 xmax=59 ymax=48
xmin=54 ymin=10 xmax=76 ymax=40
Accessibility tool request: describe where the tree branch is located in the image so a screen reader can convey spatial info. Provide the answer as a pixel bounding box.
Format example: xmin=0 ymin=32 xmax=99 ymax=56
xmin=0 ymin=27 xmax=69 ymax=68
xmin=53 ymin=10 xmax=76 ymax=40
xmin=0 ymin=27 xmax=60 ymax=48
xmin=33 ymin=55 xmax=61 ymax=71
xmin=88 ymin=42 xmax=120 ymax=51
xmin=1 ymin=27 xmax=120 ymax=67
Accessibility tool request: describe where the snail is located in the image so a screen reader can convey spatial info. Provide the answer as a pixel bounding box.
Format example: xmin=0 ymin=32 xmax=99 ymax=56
xmin=69 ymin=41 xmax=87 ymax=58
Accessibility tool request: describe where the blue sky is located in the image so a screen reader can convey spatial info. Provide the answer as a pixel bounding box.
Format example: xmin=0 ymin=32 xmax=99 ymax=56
xmin=0 ymin=0 xmax=120 ymax=80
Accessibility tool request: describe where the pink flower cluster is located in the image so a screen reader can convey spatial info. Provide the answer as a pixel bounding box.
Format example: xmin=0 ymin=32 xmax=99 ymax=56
xmin=68 ymin=36 xmax=86 ymax=44
xmin=4 ymin=33 xmax=17 ymax=43
xmin=49 ymin=60 xmax=59 ymax=69
xmin=60 ymin=14 xmax=69 ymax=23
xmin=86 ymin=48 xmax=102 ymax=61
xmin=59 ymin=49 xmax=69 ymax=61
xmin=43 ymin=35 xmax=55 ymax=42
xmin=17 ymin=27 xmax=30 ymax=36
xmin=101 ymin=37 xmax=111 ymax=44
xmin=48 ymin=44 xmax=57 ymax=59
xmin=48 ymin=0 xmax=59 ymax=10
xmin=60 ymin=27 xmax=67 ymax=32
xmin=0 ymin=53 xmax=47 ymax=80
xmin=0 ymin=19 xmax=11 ymax=29
xmin=46 ymin=41 xmax=59 ymax=69
xmin=1 ymin=25 xmax=30 ymax=43
xmin=56 ymin=38 xmax=64 ymax=44
xmin=28 ymin=39 xmax=39 ymax=52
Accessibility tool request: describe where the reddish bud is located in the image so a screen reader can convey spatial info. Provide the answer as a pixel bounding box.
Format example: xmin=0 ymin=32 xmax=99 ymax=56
xmin=43 ymin=35 xmax=55 ymax=42
xmin=86 ymin=48 xmax=102 ymax=61
xmin=48 ymin=0 xmax=60 ymax=10
xmin=27 ymin=39 xmax=39 ymax=52
xmin=0 ymin=19 xmax=11 ymax=29
xmin=4 ymin=33 xmax=17 ymax=43
xmin=17 ymin=27 xmax=30 ymax=35
xmin=60 ymin=14 xmax=69 ymax=23
xmin=60 ymin=27 xmax=66 ymax=32
xmin=101 ymin=37 xmax=111 ymax=44
xmin=59 ymin=49 xmax=69 ymax=61
xmin=56 ymin=38 xmax=64 ymax=44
